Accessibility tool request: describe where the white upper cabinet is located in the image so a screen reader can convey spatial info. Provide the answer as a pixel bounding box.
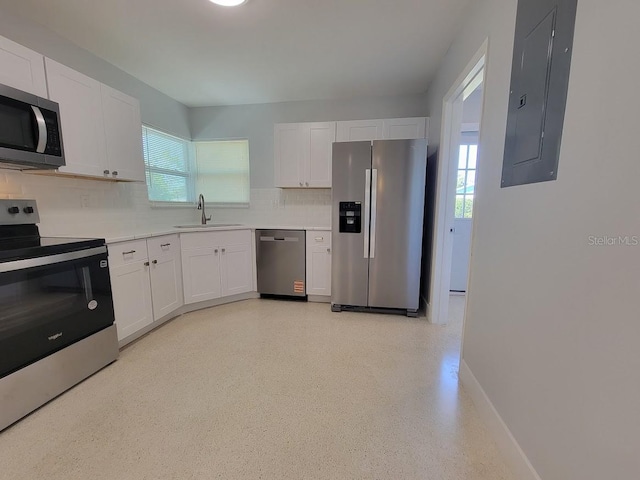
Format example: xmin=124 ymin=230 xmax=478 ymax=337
xmin=274 ymin=121 xmax=335 ymax=188
xmin=44 ymin=58 xmax=145 ymax=181
xmin=303 ymin=122 xmax=335 ymax=188
xmin=45 ymin=59 xmax=108 ymax=177
xmin=101 ymin=85 xmax=145 ymax=182
xmin=274 ymin=123 xmax=302 ymax=188
xmin=382 ymin=117 xmax=429 ymax=140
xmin=0 ymin=36 xmax=47 ymax=98
xmin=336 ymin=117 xmax=429 ymax=142
xmin=336 ymin=120 xmax=384 ymax=142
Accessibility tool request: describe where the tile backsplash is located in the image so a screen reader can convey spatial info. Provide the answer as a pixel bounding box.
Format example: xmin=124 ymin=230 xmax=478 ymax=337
xmin=0 ymin=171 xmax=331 ymax=238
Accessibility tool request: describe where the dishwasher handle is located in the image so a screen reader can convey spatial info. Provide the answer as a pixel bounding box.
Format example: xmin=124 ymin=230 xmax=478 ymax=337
xmin=259 ymin=236 xmax=300 ymax=242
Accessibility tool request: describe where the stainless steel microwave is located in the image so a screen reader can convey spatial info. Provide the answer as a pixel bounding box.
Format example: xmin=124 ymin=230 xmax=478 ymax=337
xmin=0 ymin=83 xmax=65 ymax=170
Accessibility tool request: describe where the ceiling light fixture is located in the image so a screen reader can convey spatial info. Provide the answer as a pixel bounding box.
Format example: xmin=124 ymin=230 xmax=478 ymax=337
xmin=209 ymin=0 xmax=248 ymax=6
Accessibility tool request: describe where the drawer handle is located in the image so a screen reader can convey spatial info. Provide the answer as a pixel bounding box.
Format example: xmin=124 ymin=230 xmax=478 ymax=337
xmin=327 ymin=248 xmax=331 ymax=253
xmin=222 ymin=248 xmax=226 ymax=253
xmin=315 ymin=237 xmax=324 ymax=242
xmin=214 ymin=249 xmax=219 ymax=254
xmin=122 ymin=250 xmax=136 ymax=255
xmin=160 ymin=243 xmax=171 ymax=248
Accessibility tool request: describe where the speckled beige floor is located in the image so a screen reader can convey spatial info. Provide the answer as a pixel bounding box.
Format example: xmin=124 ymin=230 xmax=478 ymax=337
xmin=0 ymin=297 xmax=513 ymax=480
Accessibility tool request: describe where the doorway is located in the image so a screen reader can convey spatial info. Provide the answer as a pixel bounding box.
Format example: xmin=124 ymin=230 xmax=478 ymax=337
xmin=428 ymin=41 xmax=487 ymax=326
xmin=450 ymin=79 xmax=484 ymax=293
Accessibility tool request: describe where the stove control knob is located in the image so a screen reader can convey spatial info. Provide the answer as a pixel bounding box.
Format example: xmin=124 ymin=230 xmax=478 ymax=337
xmin=23 ymin=206 xmax=34 ymax=214
xmin=7 ymin=206 xmax=19 ymax=214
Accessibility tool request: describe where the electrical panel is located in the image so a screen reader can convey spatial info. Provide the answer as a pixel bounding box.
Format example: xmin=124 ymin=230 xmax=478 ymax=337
xmin=501 ymin=0 xmax=578 ymax=187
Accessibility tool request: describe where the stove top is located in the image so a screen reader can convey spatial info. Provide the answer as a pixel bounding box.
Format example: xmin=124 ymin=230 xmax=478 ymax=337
xmin=0 ymin=199 xmax=105 ymax=263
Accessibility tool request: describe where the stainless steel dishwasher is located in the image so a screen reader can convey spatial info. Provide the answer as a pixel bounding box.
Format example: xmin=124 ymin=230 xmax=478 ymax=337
xmin=255 ymin=229 xmax=306 ymax=297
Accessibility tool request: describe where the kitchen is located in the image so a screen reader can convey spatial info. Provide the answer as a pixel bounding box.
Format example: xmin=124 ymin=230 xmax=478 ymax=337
xmin=0 ymin=0 xmax=637 ymax=478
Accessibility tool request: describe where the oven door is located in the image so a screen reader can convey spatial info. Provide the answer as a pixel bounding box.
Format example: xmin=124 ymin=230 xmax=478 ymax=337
xmin=0 ymin=246 xmax=115 ymax=379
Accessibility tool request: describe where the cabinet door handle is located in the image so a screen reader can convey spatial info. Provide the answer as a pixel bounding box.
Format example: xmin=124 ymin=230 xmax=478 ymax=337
xmin=144 ymin=261 xmax=149 ymax=267
xmin=112 ymin=171 xmax=118 ymax=176
xmin=222 ymin=248 xmax=226 ymax=253
xmin=160 ymin=243 xmax=171 ymax=248
xmin=305 ymin=182 xmax=309 ymax=187
xmin=299 ymin=182 xmax=303 ymax=187
xmin=103 ymin=169 xmax=110 ymax=175
xmin=152 ymin=259 xmax=158 ymax=265
xmin=327 ymin=248 xmax=331 ymax=253
xmin=122 ymin=250 xmax=136 ymax=255
xmin=214 ymin=249 xmax=219 ymax=254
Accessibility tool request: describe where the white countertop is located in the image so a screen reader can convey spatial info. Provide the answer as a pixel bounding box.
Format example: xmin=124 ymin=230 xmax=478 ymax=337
xmin=105 ymin=224 xmax=331 ymax=244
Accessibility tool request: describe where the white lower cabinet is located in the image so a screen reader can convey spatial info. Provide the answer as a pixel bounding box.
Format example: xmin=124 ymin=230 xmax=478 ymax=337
xmin=109 ymin=235 xmax=183 ymax=342
xmin=306 ymin=231 xmax=331 ymax=297
xmin=182 ymin=230 xmax=253 ymax=304
xmin=147 ymin=236 xmax=184 ymax=321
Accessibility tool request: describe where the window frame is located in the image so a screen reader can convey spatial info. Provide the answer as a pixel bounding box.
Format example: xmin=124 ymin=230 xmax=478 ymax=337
xmin=142 ymin=126 xmax=250 ymax=208
xmin=455 ymin=132 xmax=478 ymax=219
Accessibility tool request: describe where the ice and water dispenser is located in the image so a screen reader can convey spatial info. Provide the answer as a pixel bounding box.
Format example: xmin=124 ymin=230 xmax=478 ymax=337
xmin=338 ymin=202 xmax=361 ymax=233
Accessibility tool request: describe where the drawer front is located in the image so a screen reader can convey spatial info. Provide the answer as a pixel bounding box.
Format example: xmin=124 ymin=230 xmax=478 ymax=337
xmin=147 ymin=234 xmax=180 ymax=259
xmin=180 ymin=229 xmax=251 ymax=249
xmin=108 ymin=239 xmax=149 ymax=267
xmin=307 ymin=231 xmax=331 ymax=247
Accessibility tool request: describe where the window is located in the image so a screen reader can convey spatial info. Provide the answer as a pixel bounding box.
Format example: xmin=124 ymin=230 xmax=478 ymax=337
xmin=455 ymin=135 xmax=478 ymax=219
xmin=142 ymin=126 xmax=192 ymax=203
xmin=142 ymin=126 xmax=250 ymax=205
xmin=195 ymin=141 xmax=250 ymax=205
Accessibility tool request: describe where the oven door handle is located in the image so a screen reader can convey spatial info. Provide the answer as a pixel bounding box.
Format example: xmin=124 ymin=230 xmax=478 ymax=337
xmin=0 ymin=246 xmax=107 ymax=273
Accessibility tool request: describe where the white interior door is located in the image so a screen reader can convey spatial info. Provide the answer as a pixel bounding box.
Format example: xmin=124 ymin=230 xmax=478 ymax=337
xmin=450 ymin=132 xmax=478 ymax=292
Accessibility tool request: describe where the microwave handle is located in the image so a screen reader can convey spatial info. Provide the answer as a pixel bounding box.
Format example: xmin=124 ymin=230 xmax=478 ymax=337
xmin=30 ymin=106 xmax=47 ymax=154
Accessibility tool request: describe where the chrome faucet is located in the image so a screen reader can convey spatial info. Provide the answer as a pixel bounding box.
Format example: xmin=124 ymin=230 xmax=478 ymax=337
xmin=197 ymin=193 xmax=211 ymax=225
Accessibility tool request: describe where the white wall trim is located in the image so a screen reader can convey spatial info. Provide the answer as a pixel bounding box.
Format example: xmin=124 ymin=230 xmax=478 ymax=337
xmin=459 ymin=360 xmax=542 ymax=480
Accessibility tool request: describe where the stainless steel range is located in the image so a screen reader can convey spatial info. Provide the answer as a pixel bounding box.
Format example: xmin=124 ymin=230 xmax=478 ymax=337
xmin=0 ymin=199 xmax=118 ymax=431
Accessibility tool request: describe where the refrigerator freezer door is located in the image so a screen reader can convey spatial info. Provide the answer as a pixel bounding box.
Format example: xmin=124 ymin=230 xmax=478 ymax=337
xmin=331 ymin=141 xmax=372 ymax=308
xmin=368 ymin=140 xmax=427 ymax=310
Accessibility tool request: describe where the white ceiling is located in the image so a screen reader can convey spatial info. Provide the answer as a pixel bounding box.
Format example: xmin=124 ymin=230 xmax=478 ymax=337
xmin=1 ymin=0 xmax=471 ymax=107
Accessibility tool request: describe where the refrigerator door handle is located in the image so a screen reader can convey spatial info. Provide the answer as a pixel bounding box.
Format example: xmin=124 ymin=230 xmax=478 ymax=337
xmin=364 ymin=169 xmax=371 ymax=258
xmin=370 ymin=169 xmax=378 ymax=259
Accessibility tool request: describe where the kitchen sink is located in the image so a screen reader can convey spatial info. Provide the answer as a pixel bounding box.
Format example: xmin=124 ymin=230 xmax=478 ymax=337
xmin=174 ymin=223 xmax=243 ymax=229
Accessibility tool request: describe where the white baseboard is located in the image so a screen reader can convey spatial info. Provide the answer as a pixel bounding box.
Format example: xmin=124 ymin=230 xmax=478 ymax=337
xmin=459 ymin=360 xmax=542 ymax=480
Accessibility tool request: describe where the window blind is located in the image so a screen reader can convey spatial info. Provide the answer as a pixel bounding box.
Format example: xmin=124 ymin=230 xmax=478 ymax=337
xmin=142 ymin=126 xmax=191 ymax=202
xmin=194 ymin=140 xmax=250 ymax=204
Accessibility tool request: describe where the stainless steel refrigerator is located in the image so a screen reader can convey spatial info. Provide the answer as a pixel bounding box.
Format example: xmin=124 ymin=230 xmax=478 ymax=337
xmin=331 ymin=139 xmax=427 ymax=317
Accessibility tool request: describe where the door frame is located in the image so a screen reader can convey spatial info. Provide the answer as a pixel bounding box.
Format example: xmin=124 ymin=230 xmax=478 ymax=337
xmin=428 ymin=40 xmax=488 ymax=325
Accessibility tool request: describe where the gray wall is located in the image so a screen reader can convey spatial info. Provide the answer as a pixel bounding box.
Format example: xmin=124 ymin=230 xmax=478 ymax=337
xmin=189 ymin=94 xmax=428 ymax=188
xmin=0 ymin=8 xmax=190 ymax=138
xmin=426 ymin=0 xmax=640 ymax=478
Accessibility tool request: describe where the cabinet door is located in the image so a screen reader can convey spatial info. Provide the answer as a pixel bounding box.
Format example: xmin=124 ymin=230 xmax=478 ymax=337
xmin=182 ymin=247 xmax=222 ymax=304
xmin=306 ymin=231 xmax=331 ymax=296
xmin=110 ymin=261 xmax=153 ymax=341
xmin=336 ymin=120 xmax=383 ymax=142
xmin=220 ymin=243 xmax=252 ymax=297
xmin=101 ymin=85 xmax=145 ymax=182
xmin=0 ymin=36 xmax=47 ymax=97
xmin=274 ymin=123 xmax=302 ymax=187
xmin=302 ymin=122 xmax=335 ymax=188
xmin=45 ymin=58 xmax=108 ymax=177
xmin=148 ymin=235 xmax=183 ymax=320
xmin=382 ymin=117 xmax=427 ymax=140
